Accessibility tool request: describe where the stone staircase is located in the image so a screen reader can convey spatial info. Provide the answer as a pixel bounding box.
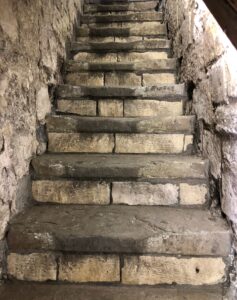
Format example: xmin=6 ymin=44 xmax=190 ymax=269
xmin=1 ymin=0 xmax=232 ymax=299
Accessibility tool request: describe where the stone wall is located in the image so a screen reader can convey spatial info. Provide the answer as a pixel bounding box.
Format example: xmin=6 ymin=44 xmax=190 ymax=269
xmin=165 ymin=0 xmax=237 ymax=297
xmin=0 ymin=0 xmax=83 ymax=279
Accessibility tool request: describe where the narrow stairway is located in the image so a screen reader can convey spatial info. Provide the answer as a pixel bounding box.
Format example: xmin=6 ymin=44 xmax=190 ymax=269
xmin=1 ymin=0 xmax=232 ymax=299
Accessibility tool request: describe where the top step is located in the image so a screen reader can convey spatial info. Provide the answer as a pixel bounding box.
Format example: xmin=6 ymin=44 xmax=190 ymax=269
xmin=84 ymin=1 xmax=158 ymax=13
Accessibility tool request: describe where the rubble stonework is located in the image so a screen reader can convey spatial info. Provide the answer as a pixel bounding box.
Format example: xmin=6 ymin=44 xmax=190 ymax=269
xmin=165 ymin=0 xmax=237 ymax=297
xmin=0 ymin=0 xmax=82 ymax=279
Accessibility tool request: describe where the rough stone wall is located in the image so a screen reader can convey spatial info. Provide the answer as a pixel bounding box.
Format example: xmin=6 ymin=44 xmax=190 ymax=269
xmin=0 ymin=0 xmax=83 ymax=279
xmin=165 ymin=0 xmax=237 ymax=297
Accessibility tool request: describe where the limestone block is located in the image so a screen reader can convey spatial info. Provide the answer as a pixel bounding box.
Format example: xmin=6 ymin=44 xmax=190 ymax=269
xmin=59 ymin=255 xmax=120 ymax=282
xmin=36 ymin=86 xmax=51 ymax=122
xmin=118 ymin=51 xmax=168 ymax=62
xmin=115 ymin=134 xmax=185 ymax=153
xmin=184 ymin=135 xmax=193 ymax=152
xmin=105 ymin=72 xmax=141 ymax=87
xmin=216 ymin=103 xmax=237 ymax=136
xmin=32 ymin=180 xmax=110 ymax=204
xmin=180 ymin=184 xmax=207 ymax=205
xmin=77 ymin=37 xmax=114 ymax=43
xmin=74 ymin=52 xmax=117 ymax=62
xmin=57 ymin=99 xmax=96 ymax=116
xmin=112 ymin=182 xmax=179 ymax=205
xmin=65 ymin=73 xmax=104 ymax=86
xmin=122 ymin=256 xmax=226 ymax=285
xmin=7 ymin=253 xmax=57 ymax=282
xmin=143 ymin=73 xmax=176 ymax=85
xmin=98 ymin=100 xmax=123 ymax=117
xmin=115 ymin=37 xmax=143 ymax=43
xmin=48 ymin=133 xmax=114 ymax=153
xmin=124 ymin=100 xmax=183 ymax=117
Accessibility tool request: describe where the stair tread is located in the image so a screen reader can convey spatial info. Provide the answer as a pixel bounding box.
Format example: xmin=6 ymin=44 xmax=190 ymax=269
xmin=56 ymin=84 xmax=187 ymax=99
xmin=32 ymin=154 xmax=207 ymax=180
xmin=47 ymin=115 xmax=194 ymax=133
xmin=0 ymin=284 xmax=224 ymax=300
xmin=8 ymin=205 xmax=231 ymax=255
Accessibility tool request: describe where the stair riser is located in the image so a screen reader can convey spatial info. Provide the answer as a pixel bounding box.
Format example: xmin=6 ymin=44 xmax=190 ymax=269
xmin=80 ymin=21 xmax=162 ymax=29
xmin=57 ymin=99 xmax=183 ymax=117
xmin=84 ymin=2 xmax=159 ymax=13
xmin=65 ymin=72 xmax=176 ymax=87
xmin=32 ymin=180 xmax=208 ymax=206
xmin=81 ymin=12 xmax=163 ymax=23
xmin=7 ymin=253 xmax=227 ymax=286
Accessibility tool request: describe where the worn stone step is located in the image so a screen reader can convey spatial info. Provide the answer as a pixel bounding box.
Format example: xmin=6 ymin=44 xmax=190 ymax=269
xmin=77 ymin=23 xmax=167 ymax=37
xmin=56 ymin=84 xmax=187 ymax=100
xmin=84 ymin=1 xmax=158 ymax=13
xmin=73 ymin=51 xmax=169 ymax=63
xmin=67 ymin=59 xmax=176 ymax=73
xmin=81 ymin=12 xmax=163 ymax=23
xmin=0 ymin=284 xmax=224 ymax=300
xmin=56 ymin=99 xmax=183 ymax=117
xmin=32 ymin=154 xmax=207 ymax=180
xmin=65 ymin=72 xmax=176 ymax=87
xmin=86 ymin=0 xmax=160 ymax=3
xmin=32 ymin=180 xmax=208 ymax=206
xmin=8 ymin=205 xmax=231 ymax=256
xmin=47 ymin=115 xmax=195 ymax=134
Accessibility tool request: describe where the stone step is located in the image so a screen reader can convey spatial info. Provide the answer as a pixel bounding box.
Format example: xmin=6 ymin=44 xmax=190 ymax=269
xmin=46 ymin=115 xmax=194 ymax=134
xmin=56 ymin=99 xmax=184 ymax=117
xmin=73 ymin=51 xmax=169 ymax=63
xmin=81 ymin=21 xmax=163 ymax=28
xmin=77 ymin=23 xmax=167 ymax=37
xmin=72 ymin=39 xmax=170 ymax=52
xmin=56 ymin=84 xmax=187 ymax=100
xmin=81 ymin=12 xmax=163 ymax=24
xmin=67 ymin=59 xmax=176 ymax=73
xmin=0 ymin=284 xmax=224 ymax=300
xmin=84 ymin=1 xmax=158 ymax=13
xmin=7 ymin=205 xmax=231 ymax=256
xmin=65 ymin=72 xmax=176 ymax=87
xmin=86 ymin=0 xmax=160 ymax=3
xmin=32 ymin=154 xmax=207 ymax=180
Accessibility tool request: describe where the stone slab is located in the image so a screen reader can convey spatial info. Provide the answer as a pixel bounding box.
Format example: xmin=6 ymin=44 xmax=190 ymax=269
xmin=143 ymin=73 xmax=176 ymax=85
xmin=57 ymin=99 xmax=97 ymax=116
xmin=7 ymin=205 xmax=231 ymax=256
xmin=56 ymin=84 xmax=187 ymax=100
xmin=65 ymin=73 xmax=104 ymax=86
xmin=0 ymin=284 xmax=224 ymax=300
xmin=118 ymin=51 xmax=168 ymax=61
xmin=46 ymin=115 xmax=195 ymax=134
xmin=72 ymin=39 xmax=171 ymax=52
xmin=98 ymin=100 xmax=123 ymax=116
xmin=32 ymin=154 xmax=208 ymax=180
xmin=84 ymin=2 xmax=159 ymax=13
xmin=73 ymin=52 xmax=117 ymax=62
xmin=180 ymin=183 xmax=208 ymax=205
xmin=32 ymin=180 xmax=110 ymax=204
xmin=105 ymin=72 xmax=141 ymax=86
xmin=122 ymin=256 xmax=226 ymax=285
xmin=48 ymin=133 xmax=114 ymax=153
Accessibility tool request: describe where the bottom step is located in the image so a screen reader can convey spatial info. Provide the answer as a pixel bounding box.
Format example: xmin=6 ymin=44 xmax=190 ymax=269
xmin=0 ymin=284 xmax=223 ymax=300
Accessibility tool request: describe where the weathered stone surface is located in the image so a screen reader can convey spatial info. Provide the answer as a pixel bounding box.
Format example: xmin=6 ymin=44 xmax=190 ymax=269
xmin=98 ymin=100 xmax=123 ymax=117
xmin=77 ymin=36 xmax=114 ymax=43
xmin=143 ymin=73 xmax=176 ymax=85
xmin=57 ymin=99 xmax=96 ymax=116
xmin=122 ymin=256 xmax=226 ymax=285
xmin=67 ymin=59 xmax=176 ymax=73
xmin=115 ymin=134 xmax=189 ymax=154
xmin=72 ymin=39 xmax=170 ymax=52
xmin=7 ymin=205 xmax=231 ymax=256
xmin=105 ymin=72 xmax=141 ymax=86
xmin=124 ymin=100 xmax=183 ymax=117
xmin=32 ymin=180 xmax=110 ymax=204
xmin=7 ymin=253 xmax=57 ymax=282
xmin=65 ymin=73 xmax=104 ymax=86
xmin=82 ymin=12 xmax=163 ymax=23
xmin=118 ymin=51 xmax=168 ymax=61
xmin=112 ymin=182 xmax=179 ymax=205
xmin=74 ymin=52 xmax=117 ymax=62
xmin=32 ymin=154 xmax=207 ymax=180
xmin=77 ymin=23 xmax=167 ymax=37
xmin=0 ymin=284 xmax=223 ymax=300
xmin=84 ymin=2 xmax=159 ymax=13
xmin=59 ymin=255 xmax=120 ymax=282
xmin=56 ymin=84 xmax=187 ymax=100
xmin=180 ymin=184 xmax=207 ymax=205
xmin=48 ymin=133 xmax=114 ymax=153
xmin=46 ymin=115 xmax=195 ymax=134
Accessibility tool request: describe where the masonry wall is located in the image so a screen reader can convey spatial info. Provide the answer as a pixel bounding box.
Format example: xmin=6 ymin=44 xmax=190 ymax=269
xmin=0 ymin=0 xmax=83 ymax=279
xmin=165 ymin=0 xmax=237 ymax=297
